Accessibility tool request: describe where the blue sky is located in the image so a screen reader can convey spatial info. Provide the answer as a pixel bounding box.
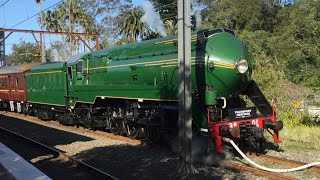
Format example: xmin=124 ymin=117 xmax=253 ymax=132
xmin=1 ymin=0 xmax=65 ymax=54
xmin=1 ymin=0 xmax=142 ymax=54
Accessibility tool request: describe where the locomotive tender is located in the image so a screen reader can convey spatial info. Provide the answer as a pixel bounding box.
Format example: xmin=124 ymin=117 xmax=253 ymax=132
xmin=0 ymin=28 xmax=283 ymax=152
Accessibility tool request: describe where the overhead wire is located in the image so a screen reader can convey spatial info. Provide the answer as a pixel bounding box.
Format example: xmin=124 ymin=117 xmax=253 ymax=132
xmin=10 ymin=0 xmax=64 ymax=29
xmin=0 ymin=0 xmax=11 ymax=8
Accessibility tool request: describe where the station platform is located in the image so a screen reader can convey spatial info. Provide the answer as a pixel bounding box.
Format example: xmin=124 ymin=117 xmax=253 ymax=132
xmin=0 ymin=143 xmax=51 ymax=180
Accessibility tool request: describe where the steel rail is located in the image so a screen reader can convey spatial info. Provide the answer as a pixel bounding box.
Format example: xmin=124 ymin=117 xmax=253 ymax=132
xmin=0 ymin=126 xmax=119 ymax=180
xmin=227 ymin=162 xmax=297 ymax=180
xmin=246 ymin=153 xmax=320 ymax=173
xmin=1 ymin=112 xmax=142 ymax=145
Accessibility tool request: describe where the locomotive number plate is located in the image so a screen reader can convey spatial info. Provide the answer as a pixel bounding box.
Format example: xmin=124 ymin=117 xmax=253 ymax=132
xmin=228 ymin=107 xmax=257 ymax=120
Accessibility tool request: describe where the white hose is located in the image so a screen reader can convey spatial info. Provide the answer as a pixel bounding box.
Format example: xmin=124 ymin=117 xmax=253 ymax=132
xmin=223 ymin=137 xmax=320 ymax=172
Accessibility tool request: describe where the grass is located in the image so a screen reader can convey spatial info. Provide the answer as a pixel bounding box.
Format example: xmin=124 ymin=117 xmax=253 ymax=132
xmin=270 ymin=125 xmax=320 ymax=151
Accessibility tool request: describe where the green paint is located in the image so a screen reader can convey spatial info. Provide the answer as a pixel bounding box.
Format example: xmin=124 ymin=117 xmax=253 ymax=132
xmin=25 ymin=28 xmax=254 ymax=130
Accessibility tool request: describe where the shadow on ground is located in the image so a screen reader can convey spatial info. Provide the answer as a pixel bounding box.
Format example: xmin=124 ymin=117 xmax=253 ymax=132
xmin=0 ymin=114 xmax=94 ymax=148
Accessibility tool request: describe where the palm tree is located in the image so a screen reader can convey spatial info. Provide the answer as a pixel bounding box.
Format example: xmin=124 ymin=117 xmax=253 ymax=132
xmin=35 ymin=0 xmax=44 ymax=29
xmin=164 ymin=20 xmax=178 ymax=36
xmin=116 ymin=7 xmax=148 ymax=43
xmin=35 ymin=0 xmax=46 ymax=63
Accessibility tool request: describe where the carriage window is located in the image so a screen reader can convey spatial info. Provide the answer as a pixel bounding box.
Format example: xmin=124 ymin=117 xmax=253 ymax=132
xmin=67 ymin=66 xmax=73 ymax=80
xmin=76 ymin=60 xmax=83 ymax=73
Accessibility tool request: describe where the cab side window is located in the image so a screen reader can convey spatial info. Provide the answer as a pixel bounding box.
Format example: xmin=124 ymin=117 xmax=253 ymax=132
xmin=76 ymin=60 xmax=83 ymax=73
xmin=76 ymin=60 xmax=83 ymax=80
xmin=67 ymin=66 xmax=73 ymax=80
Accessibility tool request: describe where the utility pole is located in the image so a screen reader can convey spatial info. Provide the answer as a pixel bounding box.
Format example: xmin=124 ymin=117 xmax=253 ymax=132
xmin=36 ymin=0 xmax=46 ymax=63
xmin=177 ymin=0 xmax=196 ymax=175
xmin=0 ymin=31 xmax=4 ymax=66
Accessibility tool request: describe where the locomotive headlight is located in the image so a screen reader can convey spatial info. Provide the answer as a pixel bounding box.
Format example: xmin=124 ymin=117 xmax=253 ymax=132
xmin=235 ymin=58 xmax=248 ymax=74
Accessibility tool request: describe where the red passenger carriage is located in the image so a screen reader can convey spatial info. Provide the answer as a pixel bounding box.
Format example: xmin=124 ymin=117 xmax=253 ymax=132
xmin=0 ymin=63 xmax=40 ymax=112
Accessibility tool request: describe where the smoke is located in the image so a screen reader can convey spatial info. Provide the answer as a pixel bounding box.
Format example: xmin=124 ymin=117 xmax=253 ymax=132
xmin=191 ymin=0 xmax=202 ymax=30
xmin=163 ymin=133 xmax=234 ymax=166
xmin=191 ymin=135 xmax=234 ymax=166
xmin=141 ymin=0 xmax=167 ymax=37
xmin=194 ymin=10 xmax=202 ymax=30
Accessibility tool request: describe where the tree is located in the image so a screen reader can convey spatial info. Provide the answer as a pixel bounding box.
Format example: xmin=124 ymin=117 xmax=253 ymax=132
xmin=38 ymin=0 xmax=97 ymax=53
xmin=10 ymin=40 xmax=52 ymax=63
xmin=83 ymin=0 xmax=133 ymax=46
xmin=116 ymin=7 xmax=148 ymax=43
xmin=150 ymin=0 xmax=178 ymax=23
xmin=201 ymin=0 xmax=278 ymax=32
xmin=270 ymin=0 xmax=320 ymax=90
xmin=164 ymin=20 xmax=178 ymax=35
xmin=49 ymin=41 xmax=72 ymax=62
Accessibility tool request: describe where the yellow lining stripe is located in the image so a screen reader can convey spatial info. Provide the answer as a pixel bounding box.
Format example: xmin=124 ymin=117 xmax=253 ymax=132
xmin=0 ymin=90 xmax=25 ymax=92
xmin=70 ymin=96 xmax=178 ymax=108
xmin=214 ymin=64 xmax=234 ymax=69
xmin=28 ymin=101 xmax=65 ymax=107
xmin=82 ymin=58 xmax=234 ymax=70
xmin=27 ymin=70 xmax=62 ymax=75
xmin=84 ymin=59 xmax=178 ymax=71
xmin=213 ymin=61 xmax=234 ymax=66
xmin=145 ymin=61 xmax=178 ymax=67
xmin=155 ymin=35 xmax=200 ymax=44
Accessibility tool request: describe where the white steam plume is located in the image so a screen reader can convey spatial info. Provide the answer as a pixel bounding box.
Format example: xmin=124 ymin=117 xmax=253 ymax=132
xmin=141 ymin=0 xmax=167 ymax=37
xmin=195 ymin=10 xmax=202 ymax=30
xmin=191 ymin=0 xmax=202 ymax=30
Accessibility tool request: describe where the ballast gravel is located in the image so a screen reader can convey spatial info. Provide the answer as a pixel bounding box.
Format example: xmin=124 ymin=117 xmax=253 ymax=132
xmin=0 ymin=112 xmax=319 ymax=179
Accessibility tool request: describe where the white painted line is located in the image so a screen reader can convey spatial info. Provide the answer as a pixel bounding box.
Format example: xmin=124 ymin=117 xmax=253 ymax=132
xmin=0 ymin=143 xmax=51 ymax=180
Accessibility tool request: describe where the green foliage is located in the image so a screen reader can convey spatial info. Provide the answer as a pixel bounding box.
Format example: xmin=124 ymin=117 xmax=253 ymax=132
xmin=9 ymin=40 xmax=52 ymax=64
xmin=10 ymin=40 xmax=39 ymax=64
xmin=278 ymin=125 xmax=320 ymax=150
xmin=201 ymin=0 xmax=319 ymax=126
xmin=38 ymin=0 xmax=98 ymax=53
xmin=299 ymin=113 xmax=317 ymax=126
xmin=270 ymin=1 xmax=320 ymax=90
xmin=149 ymin=0 xmax=177 ymax=23
xmin=40 ymin=0 xmax=97 ymax=33
xmin=202 ymin=0 xmax=278 ymax=32
xmin=164 ymin=20 xmax=178 ymax=36
xmin=202 ymin=0 xmax=319 ymax=91
xmin=116 ymin=7 xmax=148 ymax=42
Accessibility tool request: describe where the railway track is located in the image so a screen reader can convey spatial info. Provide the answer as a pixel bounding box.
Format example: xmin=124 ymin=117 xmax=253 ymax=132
xmin=0 ymin=111 xmax=142 ymax=146
xmin=227 ymin=162 xmax=297 ymax=180
xmin=226 ymin=152 xmax=320 ymax=180
xmin=246 ymin=153 xmax=320 ymax=173
xmin=1 ymin=111 xmax=319 ymax=179
xmin=0 ymin=126 xmax=119 ymax=180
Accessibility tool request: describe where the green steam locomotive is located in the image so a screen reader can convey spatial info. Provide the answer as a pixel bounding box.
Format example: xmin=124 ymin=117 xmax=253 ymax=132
xmin=1 ymin=28 xmax=283 ymax=152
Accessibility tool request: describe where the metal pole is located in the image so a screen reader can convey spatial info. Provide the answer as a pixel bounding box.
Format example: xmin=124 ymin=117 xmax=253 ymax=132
xmin=178 ymin=0 xmax=195 ymax=175
xmin=41 ymin=34 xmax=46 ymax=63
xmin=40 ymin=33 xmax=43 ymax=63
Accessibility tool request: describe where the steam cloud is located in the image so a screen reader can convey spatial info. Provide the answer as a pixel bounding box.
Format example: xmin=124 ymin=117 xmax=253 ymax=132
xmin=163 ymin=134 xmax=233 ymax=166
xmin=191 ymin=0 xmax=202 ymax=30
xmin=194 ymin=10 xmax=202 ymax=30
xmin=141 ymin=0 xmax=167 ymax=37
